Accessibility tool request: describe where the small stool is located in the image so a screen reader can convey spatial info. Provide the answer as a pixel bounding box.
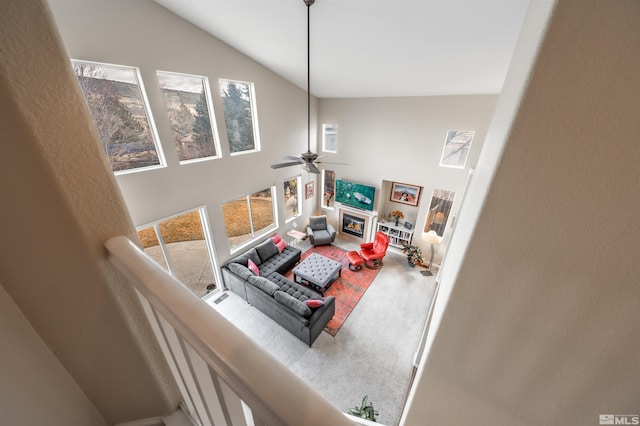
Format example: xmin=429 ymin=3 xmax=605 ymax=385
xmin=347 ymin=251 xmax=364 ymax=271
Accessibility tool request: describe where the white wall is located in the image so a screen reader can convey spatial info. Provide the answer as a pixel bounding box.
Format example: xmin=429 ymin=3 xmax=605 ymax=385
xmin=403 ymin=0 xmax=640 ymax=424
xmin=318 ymin=95 xmax=498 ymax=258
xmin=48 ymin=0 xmax=319 ymax=268
xmin=0 ymin=284 xmax=107 ymax=426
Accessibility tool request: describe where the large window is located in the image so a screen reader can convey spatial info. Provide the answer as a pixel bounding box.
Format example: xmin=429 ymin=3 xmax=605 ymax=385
xmin=219 ymin=79 xmax=260 ymax=155
xmin=137 ymin=209 xmax=216 ymax=298
xmin=222 ymin=187 xmax=276 ymax=250
xmin=156 ymin=71 xmax=220 ymax=163
xmin=72 ymin=60 xmax=164 ymax=173
xmin=283 ymin=176 xmax=302 ymax=222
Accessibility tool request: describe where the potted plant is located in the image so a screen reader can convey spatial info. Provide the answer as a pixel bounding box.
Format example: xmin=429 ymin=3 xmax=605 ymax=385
xmin=402 ymin=242 xmax=423 ymax=267
xmin=348 ymin=395 xmax=378 ymax=422
xmin=390 ymin=210 xmax=404 ymax=226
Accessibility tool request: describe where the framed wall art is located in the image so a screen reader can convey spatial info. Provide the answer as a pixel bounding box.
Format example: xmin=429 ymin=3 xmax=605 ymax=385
xmin=305 ymin=181 xmax=314 ymax=199
xmin=390 ymin=182 xmax=422 ymax=206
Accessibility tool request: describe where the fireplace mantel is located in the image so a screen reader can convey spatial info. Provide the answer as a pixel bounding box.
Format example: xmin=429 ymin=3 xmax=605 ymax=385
xmin=337 ymin=206 xmax=378 ymax=243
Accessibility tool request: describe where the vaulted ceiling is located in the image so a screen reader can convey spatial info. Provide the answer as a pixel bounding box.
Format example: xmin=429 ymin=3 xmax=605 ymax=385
xmin=153 ymin=0 xmax=530 ymax=98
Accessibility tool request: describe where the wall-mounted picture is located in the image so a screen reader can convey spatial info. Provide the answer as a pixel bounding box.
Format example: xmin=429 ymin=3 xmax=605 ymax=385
xmin=305 ymin=181 xmax=314 ymax=199
xmin=439 ymin=130 xmax=475 ymax=169
xmin=424 ymin=189 xmax=456 ymax=237
xmin=390 ymin=182 xmax=422 ymax=206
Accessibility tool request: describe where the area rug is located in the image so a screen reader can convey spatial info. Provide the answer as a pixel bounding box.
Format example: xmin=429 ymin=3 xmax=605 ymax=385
xmin=284 ymin=244 xmax=380 ymax=336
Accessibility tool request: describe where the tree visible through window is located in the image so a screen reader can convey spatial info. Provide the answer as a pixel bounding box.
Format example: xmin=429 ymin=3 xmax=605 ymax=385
xmin=219 ymin=79 xmax=260 ymax=154
xmin=222 ymin=187 xmax=275 ymax=250
xmin=72 ymin=60 xmax=163 ymax=173
xmin=156 ymin=71 xmax=220 ymax=163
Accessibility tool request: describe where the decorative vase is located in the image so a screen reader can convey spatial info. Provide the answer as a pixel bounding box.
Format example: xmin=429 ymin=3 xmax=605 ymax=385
xmin=395 ymin=217 xmax=399 ymax=226
xmin=408 ymin=259 xmax=415 ymax=267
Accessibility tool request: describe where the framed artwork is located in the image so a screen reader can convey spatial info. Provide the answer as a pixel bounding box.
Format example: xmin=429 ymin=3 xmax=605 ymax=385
xmin=305 ymin=181 xmax=314 ymax=199
xmin=390 ymin=182 xmax=422 ymax=206
xmin=439 ymin=130 xmax=475 ymax=169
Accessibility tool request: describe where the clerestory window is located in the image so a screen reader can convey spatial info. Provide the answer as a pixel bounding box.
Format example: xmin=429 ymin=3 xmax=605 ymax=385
xmin=219 ymin=79 xmax=260 ymax=155
xmin=156 ymin=71 xmax=221 ymax=164
xmin=72 ymin=59 xmax=164 ymax=173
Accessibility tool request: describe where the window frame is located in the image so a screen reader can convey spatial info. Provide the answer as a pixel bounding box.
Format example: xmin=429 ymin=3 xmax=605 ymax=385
xmin=219 ymin=78 xmax=261 ymax=156
xmin=156 ymin=70 xmax=222 ymax=165
xmin=322 ymin=123 xmax=338 ymax=153
xmin=136 ymin=206 xmax=219 ymax=299
xmin=223 ymin=185 xmax=278 ymax=253
xmin=283 ymin=175 xmax=302 ymax=223
xmin=322 ymin=169 xmax=336 ymax=210
xmin=71 ymin=59 xmax=166 ymax=175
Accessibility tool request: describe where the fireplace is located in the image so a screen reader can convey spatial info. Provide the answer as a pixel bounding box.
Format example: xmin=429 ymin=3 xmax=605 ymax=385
xmin=342 ymin=213 xmax=365 ymax=238
xmin=338 ymin=207 xmax=376 ymax=243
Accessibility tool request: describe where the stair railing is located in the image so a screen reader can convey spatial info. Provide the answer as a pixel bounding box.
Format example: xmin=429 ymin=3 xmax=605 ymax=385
xmin=106 ymin=236 xmax=360 ymax=426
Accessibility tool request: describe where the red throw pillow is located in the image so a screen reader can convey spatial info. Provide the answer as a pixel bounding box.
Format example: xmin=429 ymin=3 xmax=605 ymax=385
xmin=275 ymin=240 xmax=286 ymax=253
xmin=271 ymin=234 xmax=283 ymax=244
xmin=247 ymin=259 xmax=259 ymax=276
xmin=305 ymin=299 xmax=324 ymax=309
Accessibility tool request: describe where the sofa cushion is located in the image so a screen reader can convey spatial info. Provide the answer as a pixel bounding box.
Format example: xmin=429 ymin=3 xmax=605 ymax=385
xmin=255 ymin=239 xmax=279 ymax=263
xmin=229 ymin=248 xmax=261 ymax=267
xmin=247 ymin=259 xmax=259 ymax=275
xmin=247 ymin=275 xmax=280 ymax=296
xmin=274 ymin=290 xmax=312 ymax=317
xmin=268 ymin=272 xmax=320 ymax=301
xmin=227 ymin=262 xmax=253 ymax=281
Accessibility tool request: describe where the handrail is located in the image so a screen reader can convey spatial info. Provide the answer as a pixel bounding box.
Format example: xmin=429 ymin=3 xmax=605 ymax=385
xmin=106 ymin=236 xmax=353 ymax=426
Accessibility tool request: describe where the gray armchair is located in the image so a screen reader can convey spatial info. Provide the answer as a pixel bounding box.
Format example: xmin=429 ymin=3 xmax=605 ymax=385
xmin=306 ymin=215 xmax=336 ymax=246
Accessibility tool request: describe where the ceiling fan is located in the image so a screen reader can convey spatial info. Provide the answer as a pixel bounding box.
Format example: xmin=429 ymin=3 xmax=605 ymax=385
xmin=271 ymin=0 xmax=345 ymax=174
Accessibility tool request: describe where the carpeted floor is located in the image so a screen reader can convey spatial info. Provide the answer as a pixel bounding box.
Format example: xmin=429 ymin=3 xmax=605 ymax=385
xmin=283 ymin=244 xmax=380 ymax=336
xmin=209 ymin=236 xmax=437 ymax=426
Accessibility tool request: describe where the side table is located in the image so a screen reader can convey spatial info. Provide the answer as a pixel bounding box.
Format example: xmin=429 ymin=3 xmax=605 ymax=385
xmin=286 ymin=229 xmax=307 ymax=248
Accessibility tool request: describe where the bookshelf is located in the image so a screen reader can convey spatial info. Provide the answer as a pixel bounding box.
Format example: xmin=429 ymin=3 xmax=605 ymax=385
xmin=376 ymin=221 xmax=413 ymax=248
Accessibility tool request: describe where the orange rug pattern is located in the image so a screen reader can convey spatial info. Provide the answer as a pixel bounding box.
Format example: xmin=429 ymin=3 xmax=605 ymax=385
xmin=284 ymin=244 xmax=380 ymax=336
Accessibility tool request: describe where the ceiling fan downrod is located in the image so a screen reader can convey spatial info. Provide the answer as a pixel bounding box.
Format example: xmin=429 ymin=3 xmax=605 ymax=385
xmin=305 ymin=0 xmax=314 ymax=154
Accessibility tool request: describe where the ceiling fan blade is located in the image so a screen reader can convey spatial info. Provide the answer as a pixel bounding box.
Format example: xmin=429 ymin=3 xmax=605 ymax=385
xmin=303 ymin=162 xmax=321 ymax=174
xmin=316 ymin=161 xmax=349 ymax=165
xmin=271 ymin=160 xmax=304 ymax=169
xmin=283 ymin=155 xmax=303 ymax=161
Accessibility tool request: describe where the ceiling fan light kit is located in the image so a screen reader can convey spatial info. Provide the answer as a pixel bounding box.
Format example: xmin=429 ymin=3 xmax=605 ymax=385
xmin=271 ymin=0 xmax=343 ymax=175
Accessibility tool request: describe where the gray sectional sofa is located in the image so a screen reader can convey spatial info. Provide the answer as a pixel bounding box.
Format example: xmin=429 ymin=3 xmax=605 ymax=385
xmin=221 ymin=237 xmax=336 ymax=346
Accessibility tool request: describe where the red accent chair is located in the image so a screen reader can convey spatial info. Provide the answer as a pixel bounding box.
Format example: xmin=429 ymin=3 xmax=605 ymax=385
xmin=359 ymin=232 xmax=389 ymax=269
